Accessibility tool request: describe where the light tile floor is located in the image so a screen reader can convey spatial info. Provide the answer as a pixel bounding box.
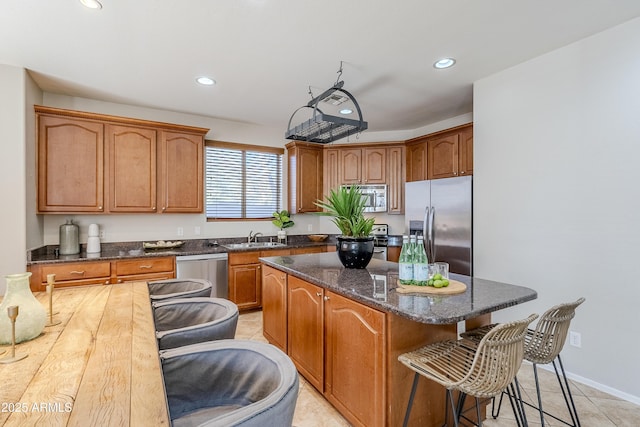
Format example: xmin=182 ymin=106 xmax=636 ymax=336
xmin=237 ymin=311 xmax=640 ymax=426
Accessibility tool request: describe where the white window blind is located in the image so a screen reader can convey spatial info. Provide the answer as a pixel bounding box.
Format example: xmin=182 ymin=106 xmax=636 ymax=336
xmin=205 ymin=142 xmax=283 ymax=219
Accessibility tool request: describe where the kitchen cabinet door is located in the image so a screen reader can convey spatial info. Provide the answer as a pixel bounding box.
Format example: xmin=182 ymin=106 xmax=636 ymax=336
xmin=323 ymin=148 xmax=340 ymax=196
xmin=386 ymin=146 xmax=404 ymax=214
xmin=262 ymin=265 xmax=288 ymax=352
xmin=159 ymin=131 xmax=204 ymax=213
xmin=228 ymin=263 xmax=262 ymax=311
xmin=114 ymin=257 xmax=175 ymax=283
xmin=362 ymin=148 xmax=386 ymax=184
xmin=406 ymin=139 xmax=428 ymax=182
xmin=428 ymin=133 xmax=459 ymax=179
xmin=37 ymin=114 xmax=105 ymax=213
xmin=28 ymin=261 xmax=111 ymax=291
xmin=107 ymin=124 xmax=157 ymax=212
xmin=340 ymin=148 xmax=362 ymax=184
xmin=459 ymin=125 xmax=473 ymax=176
xmin=427 ymin=124 xmax=474 ymax=179
xmin=288 ymin=276 xmax=324 ymax=391
xmin=287 ymin=141 xmax=323 ymax=213
xmin=324 ymin=290 xmax=385 ymax=427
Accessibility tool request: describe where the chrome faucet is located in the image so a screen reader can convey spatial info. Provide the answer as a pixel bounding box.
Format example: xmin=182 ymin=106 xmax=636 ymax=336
xmin=248 ymin=231 xmax=263 ymax=243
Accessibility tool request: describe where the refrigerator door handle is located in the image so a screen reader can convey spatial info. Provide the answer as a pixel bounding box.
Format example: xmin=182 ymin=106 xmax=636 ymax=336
xmin=429 ymin=206 xmax=436 ymax=261
xmin=423 ymin=206 xmax=430 ymax=238
xmin=423 ymin=206 xmax=430 ymax=260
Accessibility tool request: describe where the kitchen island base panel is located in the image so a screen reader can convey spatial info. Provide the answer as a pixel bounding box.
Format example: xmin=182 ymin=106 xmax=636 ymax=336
xmin=386 ymin=312 xmax=457 ymax=427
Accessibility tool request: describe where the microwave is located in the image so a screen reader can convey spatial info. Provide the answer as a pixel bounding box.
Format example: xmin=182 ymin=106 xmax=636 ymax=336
xmin=342 ymin=184 xmax=387 ymax=213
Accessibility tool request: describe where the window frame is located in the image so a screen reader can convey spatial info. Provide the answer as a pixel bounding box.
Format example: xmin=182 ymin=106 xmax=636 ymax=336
xmin=205 ymin=140 xmax=284 ymax=221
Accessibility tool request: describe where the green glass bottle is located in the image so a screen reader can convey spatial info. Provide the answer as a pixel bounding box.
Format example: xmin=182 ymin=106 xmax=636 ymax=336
xmin=398 ymin=235 xmax=413 ymax=285
xmin=414 ymin=235 xmax=429 ymax=286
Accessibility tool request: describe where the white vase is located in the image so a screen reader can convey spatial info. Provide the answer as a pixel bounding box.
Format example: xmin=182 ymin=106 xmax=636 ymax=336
xmin=277 ymin=230 xmax=287 ymax=244
xmin=0 ymin=272 xmax=47 ymax=344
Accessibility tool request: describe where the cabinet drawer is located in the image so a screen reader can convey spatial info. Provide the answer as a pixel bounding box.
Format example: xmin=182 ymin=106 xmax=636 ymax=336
xmin=115 ymin=257 xmax=174 ymax=275
xmin=41 ymin=261 xmax=111 ymax=282
xmin=228 ymin=251 xmax=261 ymax=265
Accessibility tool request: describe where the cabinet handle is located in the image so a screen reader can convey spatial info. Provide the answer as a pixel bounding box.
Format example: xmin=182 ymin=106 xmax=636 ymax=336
xmin=323 ymin=296 xmax=330 ymax=301
xmin=118 ymin=279 xmax=123 ymax=283
xmin=152 ymin=206 xmax=156 ymax=209
xmin=139 ymin=265 xmax=153 ymax=269
xmin=316 ymin=292 xmax=322 ymax=297
xmin=70 ymin=270 xmax=85 ymax=275
xmin=460 ymin=171 xmax=465 ymax=175
xmin=162 ymin=207 xmax=166 ymax=211
xmin=98 ymin=206 xmax=103 ymax=210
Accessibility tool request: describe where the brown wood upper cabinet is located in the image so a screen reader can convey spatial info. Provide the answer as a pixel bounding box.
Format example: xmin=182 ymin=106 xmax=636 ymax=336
xmin=406 ymin=123 xmax=473 ymax=182
xmin=339 ymin=147 xmax=386 ymax=185
xmin=322 ymin=143 xmax=404 ymax=214
xmin=37 ymin=114 xmax=105 ymax=213
xmin=428 ymin=125 xmax=473 ymax=179
xmin=36 ymin=106 xmax=208 ymax=214
xmin=287 ymin=141 xmax=324 ymax=213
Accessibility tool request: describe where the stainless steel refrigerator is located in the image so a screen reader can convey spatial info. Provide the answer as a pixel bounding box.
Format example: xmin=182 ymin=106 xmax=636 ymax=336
xmin=405 ymin=176 xmax=472 ymax=275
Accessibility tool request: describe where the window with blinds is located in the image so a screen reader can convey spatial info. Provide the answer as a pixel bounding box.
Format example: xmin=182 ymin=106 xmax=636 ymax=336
xmin=205 ymin=141 xmax=284 ymax=219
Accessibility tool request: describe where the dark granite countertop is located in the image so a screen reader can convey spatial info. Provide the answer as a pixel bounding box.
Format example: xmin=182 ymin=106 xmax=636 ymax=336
xmin=259 ymin=252 xmax=537 ymax=325
xmin=27 ymin=235 xmax=338 ymax=265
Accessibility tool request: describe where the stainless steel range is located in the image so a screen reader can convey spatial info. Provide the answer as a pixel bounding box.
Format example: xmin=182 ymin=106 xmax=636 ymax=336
xmin=371 ymin=224 xmax=388 ymax=261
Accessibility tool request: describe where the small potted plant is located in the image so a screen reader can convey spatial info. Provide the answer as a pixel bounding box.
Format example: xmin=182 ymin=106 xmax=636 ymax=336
xmin=314 ymin=185 xmax=375 ymax=268
xmin=272 ymin=210 xmax=294 ymax=243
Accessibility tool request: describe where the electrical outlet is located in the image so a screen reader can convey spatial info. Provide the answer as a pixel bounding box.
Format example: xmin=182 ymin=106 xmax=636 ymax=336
xmin=569 ymin=331 xmax=581 ymax=348
xmin=99 ymin=230 xmax=105 ymax=239
xmin=308 ymin=224 xmax=312 ymax=232
xmin=194 ymin=226 xmax=201 ymax=235
xmin=177 ymin=227 xmax=184 ymax=236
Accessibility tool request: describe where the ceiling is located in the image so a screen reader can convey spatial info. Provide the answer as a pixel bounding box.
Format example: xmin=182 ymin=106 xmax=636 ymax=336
xmin=2 ymin=1 xmax=640 ymax=136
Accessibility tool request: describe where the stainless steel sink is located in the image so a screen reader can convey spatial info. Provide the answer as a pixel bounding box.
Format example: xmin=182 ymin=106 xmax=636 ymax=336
xmin=222 ymin=242 xmax=287 ymax=250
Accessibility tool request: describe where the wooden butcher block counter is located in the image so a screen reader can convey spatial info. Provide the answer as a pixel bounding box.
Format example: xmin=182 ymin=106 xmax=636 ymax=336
xmin=0 ymin=282 xmax=169 ymax=426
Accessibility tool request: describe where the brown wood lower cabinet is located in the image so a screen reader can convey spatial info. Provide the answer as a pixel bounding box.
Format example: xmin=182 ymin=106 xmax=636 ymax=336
xmin=288 ymin=276 xmax=324 ymax=391
xmin=324 ymin=290 xmax=385 ymax=427
xmin=261 ymin=264 xmax=458 ymax=427
xmin=28 ymin=256 xmax=175 ymax=291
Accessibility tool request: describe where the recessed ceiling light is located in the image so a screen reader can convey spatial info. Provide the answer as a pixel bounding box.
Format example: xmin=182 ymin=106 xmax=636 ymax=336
xmin=339 ymin=109 xmax=353 ymax=115
xmin=434 ymin=58 xmax=456 ymax=69
xmin=80 ymin=0 xmax=103 ymax=9
xmin=196 ymin=76 xmax=216 ymax=86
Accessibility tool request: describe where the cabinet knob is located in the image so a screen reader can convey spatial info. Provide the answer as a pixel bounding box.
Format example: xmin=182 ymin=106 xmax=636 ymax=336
xmin=162 ymin=207 xmax=166 ymax=211
xmin=323 ymin=296 xmax=330 ymax=301
xmin=316 ymin=292 xmax=322 ymax=297
xmin=152 ymin=206 xmax=156 ymax=209
xmin=98 ymin=206 xmax=103 ymax=210
xmin=460 ymin=171 xmax=465 ymax=175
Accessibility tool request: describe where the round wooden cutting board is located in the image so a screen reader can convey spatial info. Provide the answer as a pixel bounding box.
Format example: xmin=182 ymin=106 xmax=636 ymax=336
xmin=395 ymin=279 xmax=467 ymax=295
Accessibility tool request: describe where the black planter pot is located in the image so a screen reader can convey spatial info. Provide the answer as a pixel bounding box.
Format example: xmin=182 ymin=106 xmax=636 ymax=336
xmin=336 ymin=236 xmax=375 ymax=269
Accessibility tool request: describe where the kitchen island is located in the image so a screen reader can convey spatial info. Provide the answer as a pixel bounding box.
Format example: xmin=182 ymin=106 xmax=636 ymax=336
xmin=260 ymin=252 xmax=537 ymax=427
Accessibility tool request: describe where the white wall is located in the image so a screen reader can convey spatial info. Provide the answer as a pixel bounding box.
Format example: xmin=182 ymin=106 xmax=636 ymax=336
xmin=0 ymin=65 xmax=28 ymax=295
xmin=474 ymin=17 xmax=640 ymax=402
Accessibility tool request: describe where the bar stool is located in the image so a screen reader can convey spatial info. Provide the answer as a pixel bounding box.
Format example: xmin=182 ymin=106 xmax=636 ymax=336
xmin=152 ymin=297 xmax=238 ymax=350
xmin=463 ymin=297 xmax=585 ymax=426
xmin=399 ymin=313 xmax=538 ymax=427
xmin=148 ymin=278 xmax=213 ymax=301
xmin=160 ymin=340 xmax=299 ymax=427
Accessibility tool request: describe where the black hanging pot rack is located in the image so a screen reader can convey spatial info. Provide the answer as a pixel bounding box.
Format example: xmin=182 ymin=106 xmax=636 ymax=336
xmin=285 ymin=80 xmax=368 ymax=144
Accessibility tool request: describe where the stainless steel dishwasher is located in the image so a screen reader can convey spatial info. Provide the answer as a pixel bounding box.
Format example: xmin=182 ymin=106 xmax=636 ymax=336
xmin=176 ymin=253 xmax=228 ymax=298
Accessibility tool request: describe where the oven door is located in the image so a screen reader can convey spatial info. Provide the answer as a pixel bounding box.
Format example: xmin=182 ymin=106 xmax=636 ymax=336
xmin=372 ymin=247 xmax=387 ymax=261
